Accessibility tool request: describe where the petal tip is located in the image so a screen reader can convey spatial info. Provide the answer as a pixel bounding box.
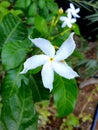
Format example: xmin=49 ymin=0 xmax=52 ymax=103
xmin=71 ymin=32 xmax=75 ymax=36
xmin=20 ymin=71 xmax=25 ymax=74
xmin=69 ymin=72 xmax=80 ymax=79
xmin=20 ymin=68 xmax=28 ymax=74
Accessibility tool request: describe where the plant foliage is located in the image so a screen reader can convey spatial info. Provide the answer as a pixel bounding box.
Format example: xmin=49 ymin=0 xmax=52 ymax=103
xmin=0 ymin=0 xmax=81 ymax=129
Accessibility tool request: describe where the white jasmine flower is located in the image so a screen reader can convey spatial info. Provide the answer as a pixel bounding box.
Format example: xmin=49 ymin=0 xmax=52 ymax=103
xmin=66 ymin=3 xmax=80 ymax=18
xmin=20 ymin=33 xmax=79 ymax=91
xmin=60 ymin=13 xmax=76 ymax=28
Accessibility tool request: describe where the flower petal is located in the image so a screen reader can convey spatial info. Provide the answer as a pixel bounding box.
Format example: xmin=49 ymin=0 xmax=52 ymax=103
xmin=70 ymin=18 xmax=76 ymax=23
xmin=52 ymin=61 xmax=79 ymax=79
xmin=76 ymin=8 xmax=80 ymax=13
xmin=54 ymin=32 xmax=76 ymax=61
xmin=20 ymin=54 xmax=48 ymax=74
xmin=67 ymin=22 xmax=72 ymax=28
xmin=73 ymin=11 xmax=80 ymax=18
xmin=41 ymin=62 xmax=54 ymax=91
xmin=61 ymin=22 xmax=67 ymax=28
xmin=60 ymin=16 xmax=66 ymax=21
xmin=67 ymin=12 xmax=72 ymax=19
xmin=70 ymin=3 xmax=75 ymax=10
xmin=29 ymin=37 xmax=55 ymax=57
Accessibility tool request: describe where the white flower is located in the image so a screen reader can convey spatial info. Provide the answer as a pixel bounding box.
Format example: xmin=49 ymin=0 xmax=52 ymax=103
xmin=60 ymin=13 xmax=76 ymax=28
xmin=20 ymin=33 xmax=79 ymax=91
xmin=66 ymin=3 xmax=80 ymax=18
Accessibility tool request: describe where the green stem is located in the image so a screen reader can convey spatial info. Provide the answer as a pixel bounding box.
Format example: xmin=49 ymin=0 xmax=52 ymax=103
xmin=50 ymin=28 xmax=71 ymax=40
xmin=53 ymin=15 xmax=60 ymax=26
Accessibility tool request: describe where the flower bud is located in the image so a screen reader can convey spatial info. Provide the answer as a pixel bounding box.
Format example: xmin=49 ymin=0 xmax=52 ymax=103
xmin=58 ymin=8 xmax=64 ymax=15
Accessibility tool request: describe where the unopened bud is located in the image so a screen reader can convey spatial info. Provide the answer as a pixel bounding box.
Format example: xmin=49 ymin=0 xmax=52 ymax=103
xmin=58 ymin=8 xmax=64 ymax=14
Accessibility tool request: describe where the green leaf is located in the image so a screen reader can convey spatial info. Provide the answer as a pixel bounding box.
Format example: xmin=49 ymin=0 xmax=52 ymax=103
xmin=26 ymin=17 xmax=34 ymax=25
xmin=46 ymin=1 xmax=58 ymax=15
xmin=72 ymin=24 xmax=80 ymax=35
xmin=15 ymin=0 xmax=31 ymax=9
xmin=0 ymin=1 xmax=10 ymax=8
xmin=53 ymin=74 xmax=78 ymax=117
xmin=0 ymin=85 xmax=38 ymax=130
xmin=1 ymin=68 xmax=29 ymax=99
xmin=0 ymin=13 xmax=27 ymax=45
xmin=28 ymin=3 xmax=38 ymax=17
xmin=38 ymin=0 xmax=45 ymax=9
xmin=66 ymin=114 xmax=79 ymax=126
xmin=0 ymin=121 xmax=5 ymax=130
xmin=10 ymin=9 xmax=23 ymax=16
xmin=30 ymin=73 xmax=50 ymax=102
xmin=1 ymin=39 xmax=31 ymax=70
xmin=34 ymin=15 xmax=48 ymax=36
xmin=73 ymin=49 xmax=84 ymax=60
xmin=0 ymin=7 xmax=8 ymax=22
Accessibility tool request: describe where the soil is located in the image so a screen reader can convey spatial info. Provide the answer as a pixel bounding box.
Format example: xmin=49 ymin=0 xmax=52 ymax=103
xmin=74 ymin=84 xmax=98 ymax=130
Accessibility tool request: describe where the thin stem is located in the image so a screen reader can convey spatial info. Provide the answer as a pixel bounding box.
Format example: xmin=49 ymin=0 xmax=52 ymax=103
xmin=51 ymin=28 xmax=71 ymax=40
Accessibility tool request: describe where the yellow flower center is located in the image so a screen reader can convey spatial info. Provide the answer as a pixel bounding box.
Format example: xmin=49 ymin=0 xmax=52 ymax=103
xmin=49 ymin=58 xmax=54 ymax=62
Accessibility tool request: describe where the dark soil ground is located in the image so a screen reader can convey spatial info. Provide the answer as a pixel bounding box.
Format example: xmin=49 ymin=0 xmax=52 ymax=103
xmin=74 ymin=84 xmax=98 ymax=130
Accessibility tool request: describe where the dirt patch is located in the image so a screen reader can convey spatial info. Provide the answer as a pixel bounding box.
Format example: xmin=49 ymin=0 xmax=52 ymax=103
xmin=74 ymin=84 xmax=98 ymax=130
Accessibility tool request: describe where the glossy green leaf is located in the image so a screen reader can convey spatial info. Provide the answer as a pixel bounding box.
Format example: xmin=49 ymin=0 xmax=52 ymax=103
xmin=72 ymin=24 xmax=80 ymax=35
xmin=1 ymin=68 xmax=29 ymax=99
xmin=53 ymin=74 xmax=78 ymax=117
xmin=73 ymin=49 xmax=84 ymax=60
xmin=38 ymin=0 xmax=45 ymax=9
xmin=26 ymin=17 xmax=34 ymax=25
xmin=10 ymin=9 xmax=23 ymax=16
xmin=15 ymin=0 xmax=31 ymax=9
xmin=0 ymin=121 xmax=5 ymax=130
xmin=0 ymin=85 xmax=38 ymax=130
xmin=1 ymin=39 xmax=31 ymax=70
xmin=0 ymin=7 xmax=8 ymax=22
xmin=28 ymin=3 xmax=38 ymax=17
xmin=30 ymin=73 xmax=50 ymax=102
xmin=47 ymin=1 xmax=58 ymax=15
xmin=34 ymin=15 xmax=48 ymax=36
xmin=0 ymin=1 xmax=10 ymax=8
xmin=0 ymin=13 xmax=27 ymax=45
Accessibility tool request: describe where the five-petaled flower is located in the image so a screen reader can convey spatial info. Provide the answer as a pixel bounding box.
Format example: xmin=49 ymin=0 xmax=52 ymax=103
xmin=20 ymin=33 xmax=79 ymax=91
xmin=66 ymin=3 xmax=80 ymax=18
xmin=60 ymin=13 xmax=76 ymax=28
